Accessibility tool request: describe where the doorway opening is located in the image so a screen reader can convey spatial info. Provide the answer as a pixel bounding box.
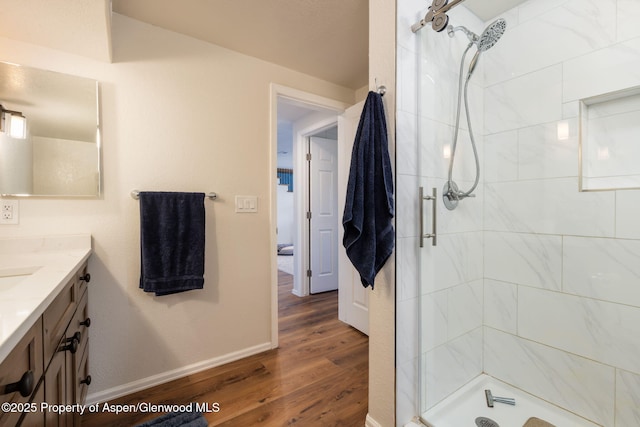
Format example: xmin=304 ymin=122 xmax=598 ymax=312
xmin=276 ymin=97 xmax=339 ymax=297
xmin=270 ymin=85 xmax=348 ymax=348
xmin=270 ymin=84 xmax=369 ymax=349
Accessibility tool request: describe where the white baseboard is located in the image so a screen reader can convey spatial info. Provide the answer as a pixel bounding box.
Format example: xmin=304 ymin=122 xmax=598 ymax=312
xmin=405 ymin=417 xmax=427 ymax=426
xmin=366 ymin=413 xmax=383 ymax=427
xmin=85 ymin=342 xmax=272 ymax=405
xmin=291 ymin=287 xmax=306 ymax=297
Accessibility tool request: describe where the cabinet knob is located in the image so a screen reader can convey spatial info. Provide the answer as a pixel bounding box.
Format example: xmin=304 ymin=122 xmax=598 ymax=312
xmin=80 ymin=375 xmax=92 ymax=386
xmin=60 ymin=336 xmax=79 ymax=354
xmin=1 ymin=370 xmax=34 ymax=397
xmin=79 ymin=273 xmax=91 ymax=283
xmin=80 ymin=317 xmax=91 ymax=328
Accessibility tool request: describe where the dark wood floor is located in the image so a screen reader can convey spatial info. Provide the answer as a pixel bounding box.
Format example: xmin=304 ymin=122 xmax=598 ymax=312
xmin=81 ymin=270 xmax=369 ymax=426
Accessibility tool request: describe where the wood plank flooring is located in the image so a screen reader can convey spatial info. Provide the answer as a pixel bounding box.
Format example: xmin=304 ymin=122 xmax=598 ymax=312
xmin=81 ymin=270 xmax=369 ymax=426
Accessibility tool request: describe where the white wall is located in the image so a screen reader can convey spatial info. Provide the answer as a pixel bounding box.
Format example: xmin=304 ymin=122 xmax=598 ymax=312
xmin=397 ymin=0 xmax=640 ymax=426
xmin=276 ymin=184 xmax=294 ymax=245
xmin=0 ymin=13 xmax=355 ymax=401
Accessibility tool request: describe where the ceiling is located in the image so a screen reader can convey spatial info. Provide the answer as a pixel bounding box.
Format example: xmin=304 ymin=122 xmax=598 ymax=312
xmin=0 ymin=0 xmax=112 ymax=62
xmin=111 ymin=0 xmax=369 ymax=91
xmin=0 ymin=0 xmax=528 ymax=94
xmin=111 ymin=0 xmax=528 ymax=92
xmin=465 ymin=0 xmax=528 ymax=21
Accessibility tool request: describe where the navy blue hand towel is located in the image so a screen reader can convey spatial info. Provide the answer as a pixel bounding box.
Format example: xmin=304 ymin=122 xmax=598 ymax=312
xmin=342 ymin=91 xmax=394 ymax=289
xmin=139 ymin=191 xmax=205 ymax=296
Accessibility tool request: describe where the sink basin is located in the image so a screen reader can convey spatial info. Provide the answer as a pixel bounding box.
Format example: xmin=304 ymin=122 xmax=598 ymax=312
xmin=0 ymin=266 xmax=41 ymax=290
xmin=0 ymin=266 xmax=41 ymax=278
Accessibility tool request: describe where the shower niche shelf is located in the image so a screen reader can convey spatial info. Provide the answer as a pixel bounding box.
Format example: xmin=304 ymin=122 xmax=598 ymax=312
xmin=579 ymin=86 xmax=640 ymax=191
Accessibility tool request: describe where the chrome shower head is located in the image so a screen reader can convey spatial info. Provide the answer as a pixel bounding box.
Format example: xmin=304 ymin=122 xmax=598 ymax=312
xmin=448 ymin=18 xmax=507 ymax=77
xmin=477 ymin=18 xmax=507 ymax=52
xmin=447 ymin=18 xmax=507 ymax=51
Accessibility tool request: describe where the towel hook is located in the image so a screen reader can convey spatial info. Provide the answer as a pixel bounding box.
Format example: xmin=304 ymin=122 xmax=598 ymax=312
xmin=374 ymin=78 xmax=386 ymax=96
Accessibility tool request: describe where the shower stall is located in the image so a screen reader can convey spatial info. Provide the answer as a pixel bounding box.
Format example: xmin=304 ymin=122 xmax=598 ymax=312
xmin=396 ymin=0 xmax=640 ymax=426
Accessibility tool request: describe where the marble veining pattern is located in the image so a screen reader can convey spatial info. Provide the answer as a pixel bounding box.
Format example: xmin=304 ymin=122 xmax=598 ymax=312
xmin=484 ymin=328 xmax=615 ymax=426
xmin=485 ymin=231 xmax=562 ymax=290
xmin=485 ymin=178 xmax=615 ymax=236
xmin=483 ymin=279 xmax=517 ymax=334
xmin=616 ymin=369 xmax=640 ymax=427
xmin=563 ymin=37 xmax=640 ymax=103
xmin=423 ymin=328 xmax=482 ymax=410
xmin=519 ymin=286 xmax=640 ymax=376
xmin=563 ymin=236 xmax=640 ymax=308
xmin=616 ymin=190 xmax=640 ymax=239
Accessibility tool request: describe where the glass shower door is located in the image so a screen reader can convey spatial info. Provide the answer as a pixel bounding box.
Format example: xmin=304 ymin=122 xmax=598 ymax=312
xmin=414 ymin=4 xmax=486 ymax=421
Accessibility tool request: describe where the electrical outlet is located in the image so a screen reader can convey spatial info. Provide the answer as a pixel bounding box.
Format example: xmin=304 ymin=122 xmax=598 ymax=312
xmin=0 ymin=200 xmax=19 ymax=224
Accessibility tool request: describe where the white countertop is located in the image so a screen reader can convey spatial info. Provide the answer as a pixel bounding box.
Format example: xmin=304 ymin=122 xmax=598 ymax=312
xmin=0 ymin=235 xmax=92 ymax=364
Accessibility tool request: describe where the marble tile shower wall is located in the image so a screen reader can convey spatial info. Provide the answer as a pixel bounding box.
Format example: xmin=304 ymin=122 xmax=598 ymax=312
xmin=397 ymin=0 xmax=640 ymax=426
xmin=483 ymin=0 xmax=640 ymax=425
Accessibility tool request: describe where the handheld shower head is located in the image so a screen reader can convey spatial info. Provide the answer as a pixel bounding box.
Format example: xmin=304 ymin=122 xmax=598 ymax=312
xmin=468 ymin=19 xmax=506 ymax=75
xmin=444 ymin=18 xmax=507 ymax=209
xmin=448 ymin=18 xmax=507 ymax=77
xmin=477 ymin=18 xmax=507 ymax=52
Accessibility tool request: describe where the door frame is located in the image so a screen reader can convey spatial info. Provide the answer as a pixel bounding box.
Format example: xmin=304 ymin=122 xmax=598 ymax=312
xmin=269 ymin=84 xmax=349 ymax=348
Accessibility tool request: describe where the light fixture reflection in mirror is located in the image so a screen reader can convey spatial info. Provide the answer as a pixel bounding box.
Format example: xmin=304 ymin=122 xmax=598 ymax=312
xmin=9 ymin=114 xmax=27 ymax=139
xmin=0 ymin=106 xmax=28 ymax=139
xmin=0 ymin=61 xmax=101 ymax=197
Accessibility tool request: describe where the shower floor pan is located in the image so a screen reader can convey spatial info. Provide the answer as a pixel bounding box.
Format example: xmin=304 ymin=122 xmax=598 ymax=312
xmin=420 ymin=374 xmax=600 ymax=427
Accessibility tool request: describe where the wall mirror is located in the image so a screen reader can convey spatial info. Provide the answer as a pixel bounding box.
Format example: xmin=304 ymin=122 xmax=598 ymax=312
xmin=0 ymin=61 xmax=101 ymax=197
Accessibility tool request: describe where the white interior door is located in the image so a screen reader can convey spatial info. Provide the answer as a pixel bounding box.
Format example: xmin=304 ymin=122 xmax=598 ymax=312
xmin=309 ymin=136 xmax=339 ymax=294
xmin=337 ymin=101 xmax=369 ymax=335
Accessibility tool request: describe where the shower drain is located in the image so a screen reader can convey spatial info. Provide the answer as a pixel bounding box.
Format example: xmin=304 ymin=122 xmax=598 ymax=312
xmin=475 ymin=416 xmax=500 ymax=427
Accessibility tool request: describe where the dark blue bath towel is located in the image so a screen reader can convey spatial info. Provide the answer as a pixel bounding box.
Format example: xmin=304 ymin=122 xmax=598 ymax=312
xmin=342 ymin=91 xmax=394 ymax=289
xmin=139 ymin=192 xmax=205 ymax=296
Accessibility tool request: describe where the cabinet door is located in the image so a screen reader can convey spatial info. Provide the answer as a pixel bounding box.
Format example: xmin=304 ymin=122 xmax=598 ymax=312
xmin=44 ymin=349 xmax=71 ymax=427
xmin=73 ymin=345 xmax=90 ymax=427
xmin=0 ymin=320 xmax=43 ymax=427
xmin=19 ymin=381 xmax=45 ymax=427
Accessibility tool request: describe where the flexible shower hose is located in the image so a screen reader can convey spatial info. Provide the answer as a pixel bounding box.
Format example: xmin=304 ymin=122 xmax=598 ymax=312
xmin=447 ymin=41 xmax=481 ymax=200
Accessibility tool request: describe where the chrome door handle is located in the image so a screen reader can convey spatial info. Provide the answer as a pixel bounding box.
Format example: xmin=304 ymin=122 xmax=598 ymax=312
xmin=420 ymin=187 xmax=437 ymax=247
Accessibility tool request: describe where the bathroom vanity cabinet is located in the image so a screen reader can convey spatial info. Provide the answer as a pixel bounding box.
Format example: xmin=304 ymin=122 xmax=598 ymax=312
xmin=0 ymin=318 xmax=43 ymax=426
xmin=0 ymin=257 xmax=91 ymax=427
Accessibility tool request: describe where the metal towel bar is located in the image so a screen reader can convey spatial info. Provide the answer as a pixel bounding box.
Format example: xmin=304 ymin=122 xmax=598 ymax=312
xmin=130 ymin=190 xmax=217 ymax=200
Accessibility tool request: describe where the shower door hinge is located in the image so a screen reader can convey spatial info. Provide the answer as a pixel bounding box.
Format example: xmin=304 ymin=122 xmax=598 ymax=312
xmin=307 ymin=269 xmax=312 ymax=277
xmin=306 ymin=153 xmax=312 ymax=161
xmin=306 ymin=211 xmax=312 ymax=220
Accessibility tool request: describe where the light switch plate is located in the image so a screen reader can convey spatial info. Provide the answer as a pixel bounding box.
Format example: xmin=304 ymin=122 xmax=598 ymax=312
xmin=235 ymin=196 xmax=258 ymax=213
